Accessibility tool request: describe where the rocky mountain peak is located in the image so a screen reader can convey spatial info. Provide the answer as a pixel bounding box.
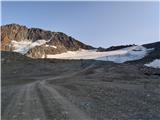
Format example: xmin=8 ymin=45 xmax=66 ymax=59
xmin=1 ymin=23 xmax=94 ymax=58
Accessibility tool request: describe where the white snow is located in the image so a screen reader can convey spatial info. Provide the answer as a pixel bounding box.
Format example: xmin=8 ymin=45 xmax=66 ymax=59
xmin=45 ymin=44 xmax=57 ymax=48
xmin=145 ymin=59 xmax=160 ymax=68
xmin=96 ymin=46 xmax=151 ymax=63
xmin=10 ymin=40 xmax=49 ymax=54
xmin=47 ymin=45 xmax=152 ymax=63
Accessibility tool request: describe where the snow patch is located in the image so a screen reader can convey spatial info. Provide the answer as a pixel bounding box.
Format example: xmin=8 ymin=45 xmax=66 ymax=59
xmin=10 ymin=40 xmax=49 ymax=54
xmin=145 ymin=59 xmax=160 ymax=68
xmin=45 ymin=44 xmax=57 ymax=48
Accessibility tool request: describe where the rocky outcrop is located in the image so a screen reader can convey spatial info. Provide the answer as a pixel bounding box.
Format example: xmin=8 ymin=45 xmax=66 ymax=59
xmin=143 ymin=42 xmax=160 ymax=59
xmin=140 ymin=42 xmax=160 ymax=62
xmin=26 ymin=44 xmax=67 ymax=58
xmin=1 ymin=24 xmax=94 ymax=58
xmin=48 ymin=32 xmax=93 ymax=50
xmin=27 ymin=28 xmax=53 ymax=41
xmin=140 ymin=66 xmax=160 ymax=76
xmin=96 ymin=44 xmax=135 ymax=52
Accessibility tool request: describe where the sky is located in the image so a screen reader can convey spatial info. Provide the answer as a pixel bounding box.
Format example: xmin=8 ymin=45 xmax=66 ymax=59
xmin=1 ymin=1 xmax=159 ymax=47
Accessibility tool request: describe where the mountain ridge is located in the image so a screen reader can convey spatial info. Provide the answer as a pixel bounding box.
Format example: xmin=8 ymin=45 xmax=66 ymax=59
xmin=1 ymin=24 xmax=160 ymax=62
xmin=1 ymin=23 xmax=94 ymax=58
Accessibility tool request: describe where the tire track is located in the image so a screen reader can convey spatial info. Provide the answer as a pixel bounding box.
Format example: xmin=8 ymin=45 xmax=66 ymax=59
xmin=2 ymin=83 xmax=47 ymax=120
xmin=20 ymin=83 xmax=47 ymax=120
xmin=39 ymin=81 xmax=92 ymax=120
xmin=2 ymin=85 xmax=27 ymax=120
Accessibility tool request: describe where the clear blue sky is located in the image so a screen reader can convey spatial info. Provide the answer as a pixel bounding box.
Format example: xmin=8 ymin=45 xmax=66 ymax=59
xmin=2 ymin=1 xmax=159 ymax=47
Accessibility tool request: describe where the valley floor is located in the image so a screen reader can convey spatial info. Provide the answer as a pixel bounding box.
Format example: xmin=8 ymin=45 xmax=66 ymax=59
xmin=1 ymin=58 xmax=160 ymax=120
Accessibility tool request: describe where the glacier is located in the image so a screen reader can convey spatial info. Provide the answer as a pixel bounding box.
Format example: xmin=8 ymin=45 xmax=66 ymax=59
xmin=47 ymin=45 xmax=153 ymax=63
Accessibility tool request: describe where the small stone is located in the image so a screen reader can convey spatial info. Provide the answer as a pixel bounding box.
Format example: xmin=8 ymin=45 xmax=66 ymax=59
xmin=147 ymin=94 xmax=150 ymax=97
xmin=12 ymin=115 xmax=17 ymax=118
xmin=33 ymin=118 xmax=40 ymax=120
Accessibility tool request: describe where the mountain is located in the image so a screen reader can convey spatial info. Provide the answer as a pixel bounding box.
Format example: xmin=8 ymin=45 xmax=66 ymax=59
xmin=1 ymin=24 xmax=94 ymax=58
xmin=1 ymin=24 xmax=159 ymax=64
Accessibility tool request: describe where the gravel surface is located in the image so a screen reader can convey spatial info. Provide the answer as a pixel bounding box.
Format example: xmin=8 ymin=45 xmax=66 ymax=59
xmin=2 ymin=58 xmax=160 ymax=120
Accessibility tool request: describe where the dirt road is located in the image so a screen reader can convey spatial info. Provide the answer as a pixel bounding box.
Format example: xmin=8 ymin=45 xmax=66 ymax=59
xmin=2 ymin=75 xmax=93 ymax=120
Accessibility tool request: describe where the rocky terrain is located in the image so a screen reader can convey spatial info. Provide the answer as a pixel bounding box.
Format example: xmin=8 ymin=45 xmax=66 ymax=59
xmin=1 ymin=50 xmax=160 ymax=120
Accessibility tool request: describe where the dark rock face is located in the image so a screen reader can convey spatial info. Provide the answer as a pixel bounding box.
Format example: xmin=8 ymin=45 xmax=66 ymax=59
xmin=96 ymin=47 xmax=106 ymax=52
xmin=48 ymin=32 xmax=93 ymax=50
xmin=140 ymin=42 xmax=160 ymax=62
xmin=27 ymin=28 xmax=53 ymax=41
xmin=96 ymin=45 xmax=135 ymax=52
xmin=142 ymin=42 xmax=160 ymax=60
xmin=1 ymin=24 xmax=94 ymax=58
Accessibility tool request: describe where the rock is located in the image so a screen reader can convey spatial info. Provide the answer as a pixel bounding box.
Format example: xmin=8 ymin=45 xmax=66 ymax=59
xmin=27 ymin=28 xmax=52 ymax=41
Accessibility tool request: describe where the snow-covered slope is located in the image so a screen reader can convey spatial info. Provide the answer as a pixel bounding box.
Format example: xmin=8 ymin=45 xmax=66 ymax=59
xmin=9 ymin=40 xmax=50 ymax=54
xmin=145 ymin=59 xmax=160 ymax=68
xmin=47 ymin=45 xmax=152 ymax=63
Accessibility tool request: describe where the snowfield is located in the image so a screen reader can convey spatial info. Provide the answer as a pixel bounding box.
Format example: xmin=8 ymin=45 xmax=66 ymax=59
xmin=10 ymin=40 xmax=50 ymax=54
xmin=145 ymin=59 xmax=160 ymax=68
xmin=47 ymin=46 xmax=153 ymax=63
xmin=10 ymin=40 xmax=48 ymax=54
